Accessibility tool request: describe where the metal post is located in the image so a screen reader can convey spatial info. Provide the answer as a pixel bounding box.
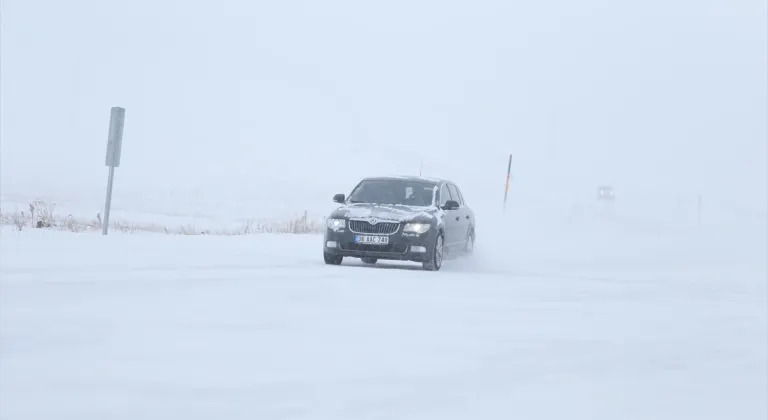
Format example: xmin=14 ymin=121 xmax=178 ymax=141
xmin=102 ymin=106 xmax=125 ymax=235
xmin=102 ymin=165 xmax=116 ymax=235
xmin=503 ymin=154 xmax=512 ymax=212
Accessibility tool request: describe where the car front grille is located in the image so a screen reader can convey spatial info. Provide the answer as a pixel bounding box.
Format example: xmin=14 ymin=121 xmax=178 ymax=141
xmin=348 ymin=220 xmax=400 ymax=235
xmin=341 ymin=242 xmax=408 ymax=254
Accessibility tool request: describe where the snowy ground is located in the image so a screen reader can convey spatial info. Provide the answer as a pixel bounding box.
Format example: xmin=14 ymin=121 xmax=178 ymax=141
xmin=1 ymin=216 xmax=766 ymax=420
xmin=0 ymin=190 xmax=328 ymax=234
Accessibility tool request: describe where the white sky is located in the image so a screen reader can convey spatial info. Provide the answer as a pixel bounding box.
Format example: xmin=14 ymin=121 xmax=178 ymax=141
xmin=1 ymin=0 xmax=766 ymax=217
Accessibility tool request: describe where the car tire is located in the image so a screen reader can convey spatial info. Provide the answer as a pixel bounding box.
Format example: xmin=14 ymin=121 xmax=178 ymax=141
xmin=422 ymin=233 xmax=444 ymax=271
xmin=361 ymin=257 xmax=378 ymax=265
xmin=324 ymin=252 xmax=343 ymax=265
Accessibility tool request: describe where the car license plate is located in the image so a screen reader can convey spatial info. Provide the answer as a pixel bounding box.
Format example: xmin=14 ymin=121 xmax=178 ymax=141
xmin=354 ymin=235 xmax=389 ymax=245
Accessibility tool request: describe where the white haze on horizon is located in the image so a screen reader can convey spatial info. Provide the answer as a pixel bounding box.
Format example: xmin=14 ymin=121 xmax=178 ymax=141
xmin=1 ymin=0 xmax=766 ymax=222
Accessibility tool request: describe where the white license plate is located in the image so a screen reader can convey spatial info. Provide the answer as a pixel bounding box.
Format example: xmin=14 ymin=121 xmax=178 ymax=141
xmin=354 ymin=235 xmax=389 ymax=245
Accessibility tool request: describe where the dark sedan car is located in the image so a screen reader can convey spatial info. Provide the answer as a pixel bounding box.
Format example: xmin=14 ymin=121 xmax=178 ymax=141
xmin=322 ymin=176 xmax=475 ymax=271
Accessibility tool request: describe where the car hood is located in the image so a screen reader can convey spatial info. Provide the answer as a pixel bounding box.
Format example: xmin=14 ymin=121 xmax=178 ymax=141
xmin=331 ymin=203 xmax=437 ymax=223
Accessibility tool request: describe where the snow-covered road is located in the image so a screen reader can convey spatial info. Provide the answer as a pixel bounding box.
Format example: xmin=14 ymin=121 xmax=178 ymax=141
xmin=1 ymin=224 xmax=765 ymax=420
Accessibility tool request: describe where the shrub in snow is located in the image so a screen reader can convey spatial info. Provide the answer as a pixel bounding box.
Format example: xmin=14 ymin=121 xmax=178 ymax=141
xmin=11 ymin=212 xmax=27 ymax=231
xmin=29 ymin=200 xmax=56 ymax=228
xmin=1 ymin=200 xmax=325 ymax=236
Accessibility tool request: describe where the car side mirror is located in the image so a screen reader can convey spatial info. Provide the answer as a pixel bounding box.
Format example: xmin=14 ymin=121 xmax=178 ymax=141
xmin=442 ymin=200 xmax=460 ymax=210
xmin=333 ymin=193 xmax=345 ymax=203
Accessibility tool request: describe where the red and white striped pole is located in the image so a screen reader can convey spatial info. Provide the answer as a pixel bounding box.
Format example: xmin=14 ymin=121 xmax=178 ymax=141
xmin=503 ymin=154 xmax=512 ymax=212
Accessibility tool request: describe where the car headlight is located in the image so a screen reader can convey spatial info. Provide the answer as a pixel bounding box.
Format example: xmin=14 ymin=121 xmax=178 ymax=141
xmin=403 ymin=222 xmax=430 ymax=234
xmin=326 ymin=218 xmax=346 ymax=230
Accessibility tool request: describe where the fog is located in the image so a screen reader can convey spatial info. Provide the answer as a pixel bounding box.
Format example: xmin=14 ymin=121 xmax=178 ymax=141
xmin=2 ymin=0 xmax=766 ymax=226
xmin=2 ymin=4 xmax=767 ymax=417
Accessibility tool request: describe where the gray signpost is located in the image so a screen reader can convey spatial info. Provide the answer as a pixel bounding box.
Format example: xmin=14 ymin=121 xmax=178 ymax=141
xmin=102 ymin=107 xmax=125 ymax=235
xmin=503 ymin=154 xmax=512 ymax=212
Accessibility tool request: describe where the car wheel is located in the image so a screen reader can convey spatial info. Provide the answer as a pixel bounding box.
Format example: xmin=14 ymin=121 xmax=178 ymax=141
xmin=361 ymin=257 xmax=378 ymax=265
xmin=324 ymin=252 xmax=343 ymax=265
xmin=422 ymin=233 xmax=444 ymax=271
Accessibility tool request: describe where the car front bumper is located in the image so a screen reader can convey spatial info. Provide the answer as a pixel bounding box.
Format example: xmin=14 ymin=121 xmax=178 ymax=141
xmin=323 ymin=225 xmax=437 ymax=262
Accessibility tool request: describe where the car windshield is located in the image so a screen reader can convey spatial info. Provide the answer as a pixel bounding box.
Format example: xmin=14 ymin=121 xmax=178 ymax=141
xmin=348 ymin=179 xmax=435 ymax=206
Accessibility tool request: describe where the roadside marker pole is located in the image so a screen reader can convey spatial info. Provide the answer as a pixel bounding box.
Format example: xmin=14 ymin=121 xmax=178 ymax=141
xmin=102 ymin=106 xmax=126 ymax=235
xmin=503 ymin=154 xmax=512 ymax=212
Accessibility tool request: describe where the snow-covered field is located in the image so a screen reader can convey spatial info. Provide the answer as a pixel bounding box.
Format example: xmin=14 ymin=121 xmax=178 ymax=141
xmin=1 ymin=213 xmax=765 ymax=420
xmin=3 ymin=0 xmax=765 ymax=417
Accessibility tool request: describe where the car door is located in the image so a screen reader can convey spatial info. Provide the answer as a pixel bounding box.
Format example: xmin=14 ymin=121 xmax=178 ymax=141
xmin=455 ymin=185 xmax=474 ymax=235
xmin=438 ymin=182 xmax=460 ymax=250
xmin=447 ymin=183 xmax=470 ymax=246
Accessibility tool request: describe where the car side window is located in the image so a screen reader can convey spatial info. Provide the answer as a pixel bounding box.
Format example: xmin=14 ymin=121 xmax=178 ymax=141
xmin=439 ymin=184 xmax=452 ymax=206
xmin=447 ymin=184 xmax=461 ymax=206
xmin=454 ymin=185 xmax=466 ymax=206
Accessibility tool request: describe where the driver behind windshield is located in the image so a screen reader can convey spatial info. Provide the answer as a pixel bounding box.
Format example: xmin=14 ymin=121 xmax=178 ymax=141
xmin=405 ymin=186 xmax=433 ymax=206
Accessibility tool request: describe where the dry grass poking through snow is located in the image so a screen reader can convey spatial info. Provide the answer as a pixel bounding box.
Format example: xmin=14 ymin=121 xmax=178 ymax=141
xmin=0 ymin=201 xmax=325 ymax=235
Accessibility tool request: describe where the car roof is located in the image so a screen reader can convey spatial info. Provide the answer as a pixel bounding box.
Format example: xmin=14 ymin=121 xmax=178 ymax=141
xmin=361 ymin=175 xmax=452 ymax=185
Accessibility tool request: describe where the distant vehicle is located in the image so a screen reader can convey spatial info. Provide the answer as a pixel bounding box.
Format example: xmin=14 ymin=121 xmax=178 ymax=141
xmin=597 ymin=185 xmax=615 ymax=201
xmin=323 ymin=176 xmax=475 ymax=271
